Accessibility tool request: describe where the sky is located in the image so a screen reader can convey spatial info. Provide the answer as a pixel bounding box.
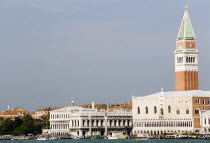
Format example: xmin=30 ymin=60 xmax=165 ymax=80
xmin=0 ymin=0 xmax=210 ymax=112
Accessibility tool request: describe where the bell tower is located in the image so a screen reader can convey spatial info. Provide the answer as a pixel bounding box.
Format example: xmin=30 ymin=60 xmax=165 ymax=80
xmin=175 ymin=5 xmax=198 ymax=91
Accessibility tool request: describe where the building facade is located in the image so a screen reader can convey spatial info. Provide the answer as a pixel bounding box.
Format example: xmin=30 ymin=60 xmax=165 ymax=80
xmin=80 ymin=103 xmax=132 ymax=113
xmin=49 ymin=106 xmax=132 ymax=137
xmin=200 ymin=110 xmax=210 ymax=133
xmin=30 ymin=106 xmax=64 ymax=119
xmin=0 ymin=108 xmax=28 ymax=119
xmin=132 ymin=90 xmax=210 ymax=136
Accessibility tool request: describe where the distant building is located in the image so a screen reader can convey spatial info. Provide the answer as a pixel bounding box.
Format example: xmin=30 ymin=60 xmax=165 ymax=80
xmin=30 ymin=106 xmax=64 ymax=119
xmin=48 ymin=104 xmax=132 ymax=137
xmin=79 ymin=103 xmax=132 ymax=113
xmin=0 ymin=108 xmax=28 ymax=119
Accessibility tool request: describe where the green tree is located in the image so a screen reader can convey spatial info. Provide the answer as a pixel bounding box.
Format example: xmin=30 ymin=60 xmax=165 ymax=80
xmin=0 ymin=114 xmax=47 ymax=135
xmin=1 ymin=118 xmax=14 ymax=134
xmin=41 ymin=115 xmax=50 ymax=129
xmin=13 ymin=117 xmax=23 ymax=129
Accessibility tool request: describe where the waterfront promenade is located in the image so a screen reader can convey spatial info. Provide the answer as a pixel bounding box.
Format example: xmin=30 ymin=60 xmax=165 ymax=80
xmin=1 ymin=139 xmax=210 ymax=143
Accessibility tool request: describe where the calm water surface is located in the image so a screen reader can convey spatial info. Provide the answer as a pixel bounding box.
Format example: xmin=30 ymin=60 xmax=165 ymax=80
xmin=0 ymin=139 xmax=210 ymax=143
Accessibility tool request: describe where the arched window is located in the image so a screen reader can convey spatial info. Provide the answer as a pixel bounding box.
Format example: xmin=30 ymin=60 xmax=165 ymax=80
xmin=195 ymin=99 xmax=200 ymax=104
xmin=203 ymin=99 xmax=205 ymax=104
xmin=208 ymin=99 xmax=210 ymax=104
xmin=195 ymin=108 xmax=199 ymax=114
xmin=154 ymin=106 xmax=157 ymax=114
xmin=177 ymin=109 xmax=180 ymax=114
xmin=186 ymin=109 xmax=189 ymax=114
xmin=168 ymin=106 xmax=171 ymax=113
xmin=160 ymin=108 xmax=163 ymax=115
xmin=146 ymin=106 xmax=148 ymax=114
xmin=186 ymin=57 xmax=188 ymax=63
xmin=137 ymin=107 xmax=140 ymax=114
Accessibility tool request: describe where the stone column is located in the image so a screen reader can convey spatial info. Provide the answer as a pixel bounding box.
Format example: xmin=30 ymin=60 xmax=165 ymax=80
xmin=125 ymin=119 xmax=128 ymax=126
xmin=107 ymin=120 xmax=110 ymax=126
xmin=116 ymin=120 xmax=119 ymax=127
xmin=79 ymin=118 xmax=83 ymax=128
xmin=79 ymin=130 xmax=83 ymax=137
xmin=89 ymin=116 xmax=92 ymax=136
xmin=98 ymin=120 xmax=101 ymax=127
xmin=112 ymin=120 xmax=115 ymax=126
xmin=104 ymin=116 xmax=108 ymax=136
xmin=69 ymin=120 xmax=72 ymax=128
xmin=94 ymin=120 xmax=97 ymax=127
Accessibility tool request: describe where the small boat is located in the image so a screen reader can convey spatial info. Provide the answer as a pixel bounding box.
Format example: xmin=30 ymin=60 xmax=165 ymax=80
xmin=36 ymin=137 xmax=59 ymax=140
xmin=72 ymin=136 xmax=80 ymax=139
xmin=48 ymin=137 xmax=59 ymax=140
xmin=133 ymin=137 xmax=148 ymax=140
xmin=108 ymin=131 xmax=128 ymax=139
xmin=36 ymin=137 xmax=48 ymax=140
xmin=133 ymin=138 xmax=140 ymax=140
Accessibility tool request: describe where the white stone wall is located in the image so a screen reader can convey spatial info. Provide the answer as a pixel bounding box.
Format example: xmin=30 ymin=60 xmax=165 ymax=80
xmin=132 ymin=91 xmax=196 ymax=135
xmin=132 ymin=92 xmax=193 ymax=119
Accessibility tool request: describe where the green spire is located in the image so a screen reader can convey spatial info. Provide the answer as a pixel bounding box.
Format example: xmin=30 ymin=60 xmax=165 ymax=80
xmin=177 ymin=5 xmax=196 ymax=40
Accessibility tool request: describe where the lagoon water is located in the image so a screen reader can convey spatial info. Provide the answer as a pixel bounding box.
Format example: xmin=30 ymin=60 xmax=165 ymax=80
xmin=0 ymin=139 xmax=210 ymax=143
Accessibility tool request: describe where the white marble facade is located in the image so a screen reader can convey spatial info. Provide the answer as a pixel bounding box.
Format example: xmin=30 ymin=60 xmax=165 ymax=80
xmin=200 ymin=110 xmax=210 ymax=133
xmin=49 ymin=106 xmax=132 ymax=137
xmin=132 ymin=90 xmax=210 ymax=136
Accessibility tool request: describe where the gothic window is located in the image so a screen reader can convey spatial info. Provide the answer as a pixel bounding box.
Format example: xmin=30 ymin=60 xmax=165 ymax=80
xmin=195 ymin=108 xmax=199 ymax=114
xmin=177 ymin=109 xmax=180 ymax=114
xmin=160 ymin=108 xmax=163 ymax=115
xmin=146 ymin=106 xmax=148 ymax=114
xmin=168 ymin=106 xmax=171 ymax=113
xmin=186 ymin=109 xmax=189 ymax=114
xmin=137 ymin=107 xmax=140 ymax=114
xmin=154 ymin=106 xmax=157 ymax=114
xmin=195 ymin=99 xmax=200 ymax=104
